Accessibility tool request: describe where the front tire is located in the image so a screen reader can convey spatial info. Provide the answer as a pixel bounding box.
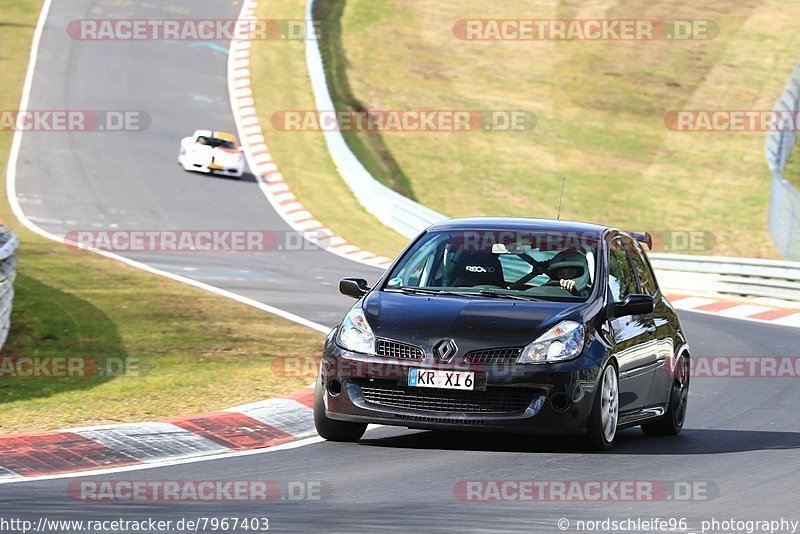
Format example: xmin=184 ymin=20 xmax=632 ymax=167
xmin=586 ymin=362 xmax=619 ymax=451
xmin=642 ymin=353 xmax=689 ymax=436
xmin=313 ymin=370 xmax=367 ymax=442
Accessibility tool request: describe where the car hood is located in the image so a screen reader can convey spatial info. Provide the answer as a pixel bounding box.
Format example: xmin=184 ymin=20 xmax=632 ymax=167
xmin=361 ymin=290 xmax=585 ymax=354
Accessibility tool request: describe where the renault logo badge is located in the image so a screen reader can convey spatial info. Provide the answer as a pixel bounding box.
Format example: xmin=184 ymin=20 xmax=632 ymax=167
xmin=433 ymin=339 xmax=458 ymax=362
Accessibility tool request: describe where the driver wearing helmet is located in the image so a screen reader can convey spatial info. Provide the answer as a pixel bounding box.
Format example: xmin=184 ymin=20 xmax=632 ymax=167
xmin=548 ymin=250 xmax=591 ymax=297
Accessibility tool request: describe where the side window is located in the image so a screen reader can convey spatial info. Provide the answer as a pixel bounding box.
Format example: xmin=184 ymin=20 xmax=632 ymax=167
xmin=405 ymin=260 xmax=426 ymax=287
xmin=622 ymin=237 xmax=657 ymax=296
xmin=608 ymin=238 xmax=637 ymax=303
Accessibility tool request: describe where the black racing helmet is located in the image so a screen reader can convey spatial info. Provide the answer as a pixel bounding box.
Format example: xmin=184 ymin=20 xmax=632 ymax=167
xmin=548 ymin=250 xmax=591 ymax=292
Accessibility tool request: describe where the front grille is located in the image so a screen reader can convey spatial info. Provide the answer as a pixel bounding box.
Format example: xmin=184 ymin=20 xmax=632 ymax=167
xmin=359 ymin=383 xmax=532 ymax=414
xmin=394 ymin=414 xmax=486 ymax=425
xmin=464 ymin=347 xmax=523 ymax=365
xmin=376 ymin=338 xmax=424 ymax=361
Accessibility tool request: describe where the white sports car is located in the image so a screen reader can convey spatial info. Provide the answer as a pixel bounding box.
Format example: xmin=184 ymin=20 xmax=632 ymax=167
xmin=178 ymin=130 xmax=245 ymax=178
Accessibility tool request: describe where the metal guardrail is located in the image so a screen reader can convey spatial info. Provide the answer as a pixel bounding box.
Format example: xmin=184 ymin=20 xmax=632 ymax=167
xmin=766 ymin=61 xmax=800 ymax=260
xmin=650 ymin=253 xmax=800 ymax=302
xmin=0 ymin=227 xmax=19 ymax=349
xmin=305 ymin=0 xmax=446 ymax=238
xmin=304 ymin=2 xmax=800 ymax=302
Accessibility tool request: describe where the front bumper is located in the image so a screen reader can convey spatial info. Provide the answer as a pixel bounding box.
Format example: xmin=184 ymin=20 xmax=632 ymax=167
xmin=184 ymin=155 xmax=244 ymax=177
xmin=321 ymin=341 xmax=603 ymax=435
xmin=192 ymin=163 xmax=244 ymax=177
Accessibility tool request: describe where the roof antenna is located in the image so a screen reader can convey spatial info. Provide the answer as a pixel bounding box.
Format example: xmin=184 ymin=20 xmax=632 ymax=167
xmin=556 ymin=177 xmax=566 ymax=220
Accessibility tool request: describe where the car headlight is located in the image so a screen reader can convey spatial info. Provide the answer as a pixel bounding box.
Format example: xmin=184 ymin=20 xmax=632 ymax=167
xmin=335 ymin=307 xmax=375 ymax=354
xmin=517 ymin=321 xmax=585 ymax=364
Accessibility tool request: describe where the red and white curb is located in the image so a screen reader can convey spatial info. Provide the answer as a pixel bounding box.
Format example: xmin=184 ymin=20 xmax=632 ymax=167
xmin=9 ymin=0 xmax=796 ymax=482
xmin=0 ymin=0 xmax=384 ymax=484
xmin=227 ymin=0 xmax=393 ymax=270
xmin=224 ymin=2 xmax=800 ymax=328
xmin=3 ymin=290 xmax=799 ymax=480
xmin=0 ymin=386 xmax=315 ymax=481
xmin=666 ymin=293 xmax=800 ymax=328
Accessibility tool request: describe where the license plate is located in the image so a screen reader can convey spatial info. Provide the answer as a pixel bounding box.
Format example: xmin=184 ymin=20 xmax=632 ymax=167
xmin=408 ymin=368 xmax=474 ymax=390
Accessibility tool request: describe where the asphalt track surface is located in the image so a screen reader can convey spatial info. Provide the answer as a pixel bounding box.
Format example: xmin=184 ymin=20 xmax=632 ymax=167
xmin=14 ymin=0 xmax=378 ymax=328
xmin=7 ymin=0 xmax=800 ymax=532
xmin=4 ymin=314 xmax=800 ymax=533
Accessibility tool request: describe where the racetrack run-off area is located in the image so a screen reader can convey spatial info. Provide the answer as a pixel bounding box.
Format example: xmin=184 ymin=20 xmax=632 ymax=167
xmin=2 ymin=0 xmax=800 ymax=532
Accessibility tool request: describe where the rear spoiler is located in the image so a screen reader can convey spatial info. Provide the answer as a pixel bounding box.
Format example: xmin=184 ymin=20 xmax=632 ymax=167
xmin=624 ymin=231 xmax=653 ymax=250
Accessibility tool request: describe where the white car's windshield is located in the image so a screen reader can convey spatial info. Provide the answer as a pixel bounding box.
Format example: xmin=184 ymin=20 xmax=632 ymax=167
xmin=384 ymin=230 xmax=600 ymax=301
xmin=196 ymin=136 xmax=236 ymax=150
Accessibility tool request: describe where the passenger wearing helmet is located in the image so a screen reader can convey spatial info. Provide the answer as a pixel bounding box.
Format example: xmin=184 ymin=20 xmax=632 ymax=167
xmin=547 ymin=250 xmax=591 ymax=297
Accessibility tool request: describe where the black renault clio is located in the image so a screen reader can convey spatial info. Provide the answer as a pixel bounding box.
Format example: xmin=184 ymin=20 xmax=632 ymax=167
xmin=314 ymin=218 xmax=690 ymax=449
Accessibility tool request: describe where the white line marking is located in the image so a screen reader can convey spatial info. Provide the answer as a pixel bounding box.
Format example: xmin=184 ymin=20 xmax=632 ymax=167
xmin=5 ymin=0 xmax=330 ymax=336
xmin=0 ymin=0 xmax=350 ymax=486
xmin=8 ymin=0 xmax=797 ymax=489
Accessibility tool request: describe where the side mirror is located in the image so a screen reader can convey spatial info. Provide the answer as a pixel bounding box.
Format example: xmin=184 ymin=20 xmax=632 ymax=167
xmin=339 ymin=278 xmax=370 ymax=299
xmin=613 ymin=294 xmax=654 ymax=318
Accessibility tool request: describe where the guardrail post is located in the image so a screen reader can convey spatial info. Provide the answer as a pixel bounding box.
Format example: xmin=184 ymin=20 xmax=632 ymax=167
xmin=766 ymin=62 xmax=800 ymax=259
xmin=0 ymin=227 xmax=19 ymax=350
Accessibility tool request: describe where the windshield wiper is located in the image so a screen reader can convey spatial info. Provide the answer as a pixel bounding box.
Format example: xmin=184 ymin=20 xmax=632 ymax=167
xmin=386 ymin=287 xmax=542 ymax=301
xmin=395 ymin=287 xmax=447 ymax=295
xmin=474 ymin=289 xmax=542 ymax=301
xmin=384 ymin=287 xmax=455 ymax=296
xmin=387 ymin=287 xmax=485 ymax=298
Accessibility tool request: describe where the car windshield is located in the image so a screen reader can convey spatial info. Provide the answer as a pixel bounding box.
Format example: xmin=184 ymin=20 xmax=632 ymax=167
xmin=384 ymin=229 xmax=600 ymax=301
xmin=196 ymin=136 xmax=236 ymax=150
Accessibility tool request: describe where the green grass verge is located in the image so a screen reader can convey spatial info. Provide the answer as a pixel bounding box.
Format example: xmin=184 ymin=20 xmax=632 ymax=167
xmin=312 ymin=0 xmax=416 ymax=199
xmin=250 ymin=0 xmax=408 ymax=260
xmin=256 ymin=0 xmax=800 ymax=258
xmin=0 ymin=0 xmax=325 ymax=433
